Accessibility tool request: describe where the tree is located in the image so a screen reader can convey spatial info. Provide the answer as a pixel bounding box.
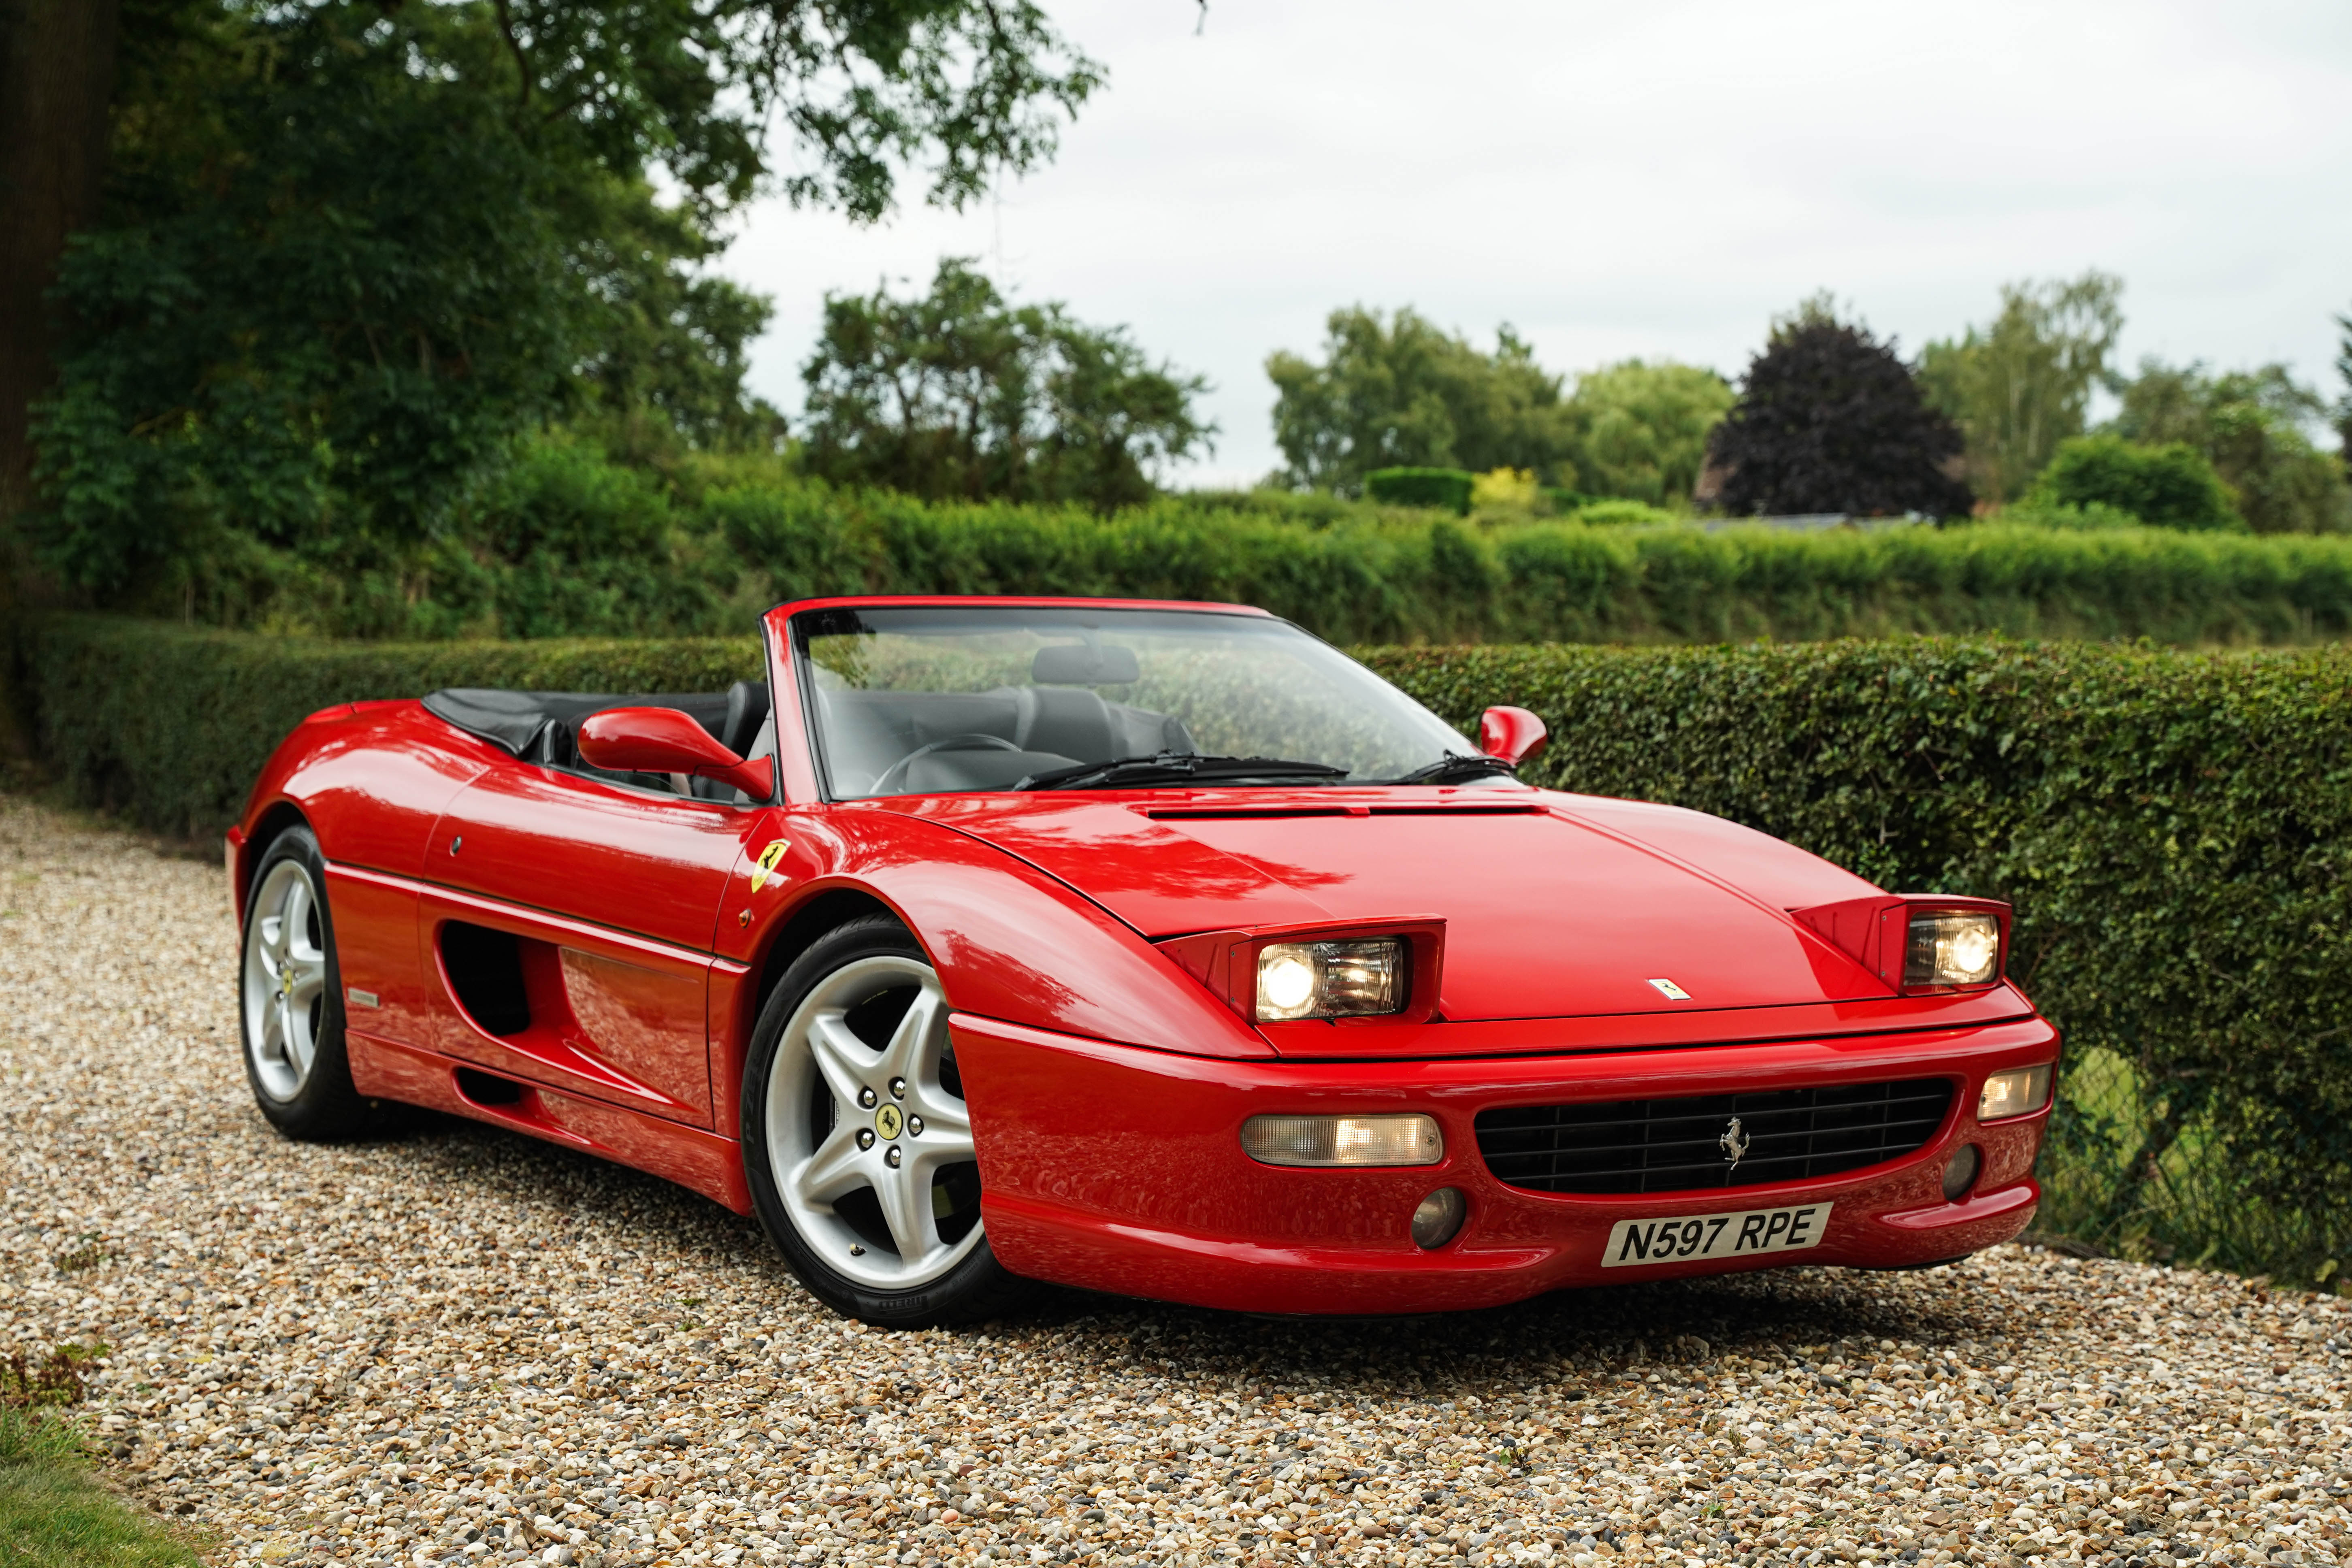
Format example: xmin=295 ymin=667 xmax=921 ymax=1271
xmin=2110 ymin=360 xmax=2350 ymax=533
xmin=2026 ymin=435 xmax=2242 ymax=531
xmin=1918 ymin=272 xmax=2124 ymax=503
xmin=800 ymin=259 xmax=1213 ymax=511
xmin=0 ymin=0 xmax=121 ymax=514
xmin=1708 ymin=299 xmax=1973 ymax=519
xmin=1265 ymin=309 xmax=1576 ymax=495
xmin=1560 ymin=360 xmax=1733 ymax=506
xmin=18 ymin=0 xmax=1101 ymax=604
xmin=2336 ymin=309 xmax=2352 ymax=476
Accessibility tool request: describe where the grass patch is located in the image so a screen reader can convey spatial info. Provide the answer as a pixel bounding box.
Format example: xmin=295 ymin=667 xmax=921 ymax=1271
xmin=1 ymin=1376 xmax=202 ymax=1568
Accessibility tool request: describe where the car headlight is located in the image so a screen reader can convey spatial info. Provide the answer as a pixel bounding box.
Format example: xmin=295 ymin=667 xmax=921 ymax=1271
xmin=1978 ymin=1064 xmax=2052 ymax=1121
xmin=1905 ymin=911 xmax=2001 ymax=987
xmin=1255 ymin=938 xmax=1406 ymax=1021
xmin=1241 ymin=1114 xmax=1443 ymax=1166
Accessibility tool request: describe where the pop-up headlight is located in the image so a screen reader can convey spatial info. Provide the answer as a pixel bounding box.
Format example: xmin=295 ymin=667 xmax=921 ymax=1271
xmin=1905 ymin=911 xmax=2002 ymax=987
xmin=1255 ymin=938 xmax=1406 ymax=1022
xmin=1790 ymin=893 xmax=2011 ymax=996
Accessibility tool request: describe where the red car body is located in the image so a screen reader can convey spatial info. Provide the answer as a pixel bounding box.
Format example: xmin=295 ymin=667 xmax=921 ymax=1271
xmin=228 ymin=597 xmax=2054 ymax=1315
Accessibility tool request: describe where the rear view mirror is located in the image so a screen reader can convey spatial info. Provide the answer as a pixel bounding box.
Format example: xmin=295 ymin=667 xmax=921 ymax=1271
xmin=577 ymin=707 xmax=775 ymax=800
xmin=1032 ymin=643 xmax=1142 ymax=684
xmin=1479 ymin=705 xmax=1549 ymax=767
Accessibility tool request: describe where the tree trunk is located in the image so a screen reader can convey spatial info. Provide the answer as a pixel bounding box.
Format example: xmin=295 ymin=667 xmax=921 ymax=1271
xmin=1 ymin=0 xmax=121 ymax=507
xmin=0 ymin=0 xmax=121 ymax=760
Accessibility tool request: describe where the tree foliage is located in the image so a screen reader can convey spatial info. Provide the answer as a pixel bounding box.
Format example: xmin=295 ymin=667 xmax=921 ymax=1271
xmin=1917 ymin=272 xmax=2124 ymax=505
xmin=799 ymin=259 xmax=1214 ymax=512
xmin=1709 ymin=300 xmax=1973 ymax=518
xmin=2111 ymin=361 xmax=2350 ymax=534
xmin=2027 ymin=435 xmax=2242 ymax=532
xmin=1266 ymin=309 xmax=1577 ymax=495
xmin=1560 ymin=360 xmax=1733 ymax=507
xmin=23 ymin=0 xmax=1101 ymax=602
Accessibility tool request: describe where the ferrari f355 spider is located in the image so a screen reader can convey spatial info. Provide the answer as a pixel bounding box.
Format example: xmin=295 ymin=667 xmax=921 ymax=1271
xmin=230 ymin=597 xmax=2056 ymax=1325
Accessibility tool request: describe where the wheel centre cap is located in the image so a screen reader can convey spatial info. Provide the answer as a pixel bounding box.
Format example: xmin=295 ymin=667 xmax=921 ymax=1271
xmin=873 ymin=1104 xmax=903 ymax=1141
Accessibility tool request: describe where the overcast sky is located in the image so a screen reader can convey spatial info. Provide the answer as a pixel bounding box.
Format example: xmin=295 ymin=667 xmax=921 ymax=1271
xmin=720 ymin=0 xmax=2352 ymax=489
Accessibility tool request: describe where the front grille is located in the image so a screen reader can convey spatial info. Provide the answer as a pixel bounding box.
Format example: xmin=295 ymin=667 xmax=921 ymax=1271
xmin=1475 ymin=1078 xmax=1954 ymax=1196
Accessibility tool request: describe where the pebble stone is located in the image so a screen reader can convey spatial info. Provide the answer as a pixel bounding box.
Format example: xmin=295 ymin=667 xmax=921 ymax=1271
xmin=2 ymin=793 xmax=2348 ymax=1568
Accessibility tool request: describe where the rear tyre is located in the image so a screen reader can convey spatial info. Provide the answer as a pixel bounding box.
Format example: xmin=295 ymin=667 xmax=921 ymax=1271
xmin=238 ymin=825 xmax=371 ymax=1140
xmin=741 ymin=916 xmax=1030 ymax=1327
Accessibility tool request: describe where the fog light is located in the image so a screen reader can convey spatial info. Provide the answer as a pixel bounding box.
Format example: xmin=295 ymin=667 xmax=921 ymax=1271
xmin=1942 ymin=1144 xmax=1981 ymax=1202
xmin=1240 ymin=1113 xmax=1442 ymax=1167
xmin=1978 ymin=1064 xmax=2052 ymax=1122
xmin=1411 ymin=1187 xmax=1467 ymax=1249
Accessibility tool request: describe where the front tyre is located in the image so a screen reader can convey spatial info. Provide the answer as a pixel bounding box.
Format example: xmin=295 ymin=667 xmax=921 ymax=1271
xmin=238 ymin=825 xmax=370 ymax=1140
xmin=741 ymin=916 xmax=1029 ymax=1327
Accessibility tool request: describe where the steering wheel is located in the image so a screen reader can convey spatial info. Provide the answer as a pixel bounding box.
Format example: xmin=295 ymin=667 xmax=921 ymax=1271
xmin=871 ymin=733 xmax=1025 ymax=796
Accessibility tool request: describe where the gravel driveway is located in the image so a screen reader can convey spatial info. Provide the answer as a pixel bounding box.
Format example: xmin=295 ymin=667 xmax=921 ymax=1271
xmin=2 ymin=794 xmax=2348 ymax=1568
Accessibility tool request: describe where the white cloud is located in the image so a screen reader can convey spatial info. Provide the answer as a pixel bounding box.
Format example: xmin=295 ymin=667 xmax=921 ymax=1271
xmin=718 ymin=0 xmax=2352 ymax=487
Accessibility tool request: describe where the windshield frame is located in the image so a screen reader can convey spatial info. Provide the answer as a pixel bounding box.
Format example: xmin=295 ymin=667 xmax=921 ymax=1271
xmin=784 ymin=600 xmax=1483 ymax=804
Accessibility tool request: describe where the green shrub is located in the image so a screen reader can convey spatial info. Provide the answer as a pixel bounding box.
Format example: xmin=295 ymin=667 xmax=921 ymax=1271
xmin=1561 ymin=498 xmax=1680 ymax=528
xmin=1364 ymin=637 xmax=2352 ymax=1280
xmin=1363 ymin=467 xmax=1474 ymax=515
xmin=2027 ymin=434 xmax=2244 ymax=531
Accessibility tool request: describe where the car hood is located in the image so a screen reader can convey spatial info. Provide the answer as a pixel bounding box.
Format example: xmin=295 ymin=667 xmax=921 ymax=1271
xmin=891 ymin=789 xmax=1895 ymax=1023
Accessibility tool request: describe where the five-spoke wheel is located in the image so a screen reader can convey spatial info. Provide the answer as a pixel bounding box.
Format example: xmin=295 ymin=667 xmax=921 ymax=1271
xmin=243 ymin=856 xmax=330 ymax=1101
xmin=742 ymin=916 xmax=1028 ymax=1325
xmin=237 ymin=825 xmax=369 ymax=1138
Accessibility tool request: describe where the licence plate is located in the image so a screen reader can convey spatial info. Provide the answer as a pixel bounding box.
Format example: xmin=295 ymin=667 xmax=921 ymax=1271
xmin=1601 ymin=1202 xmax=1832 ymax=1268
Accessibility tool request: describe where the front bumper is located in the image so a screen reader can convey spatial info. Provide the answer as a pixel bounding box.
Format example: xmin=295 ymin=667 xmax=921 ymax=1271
xmin=953 ymin=1012 xmax=2056 ymax=1315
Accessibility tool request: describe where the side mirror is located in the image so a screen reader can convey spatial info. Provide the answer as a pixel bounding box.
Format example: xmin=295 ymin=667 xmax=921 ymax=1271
xmin=1479 ymin=705 xmax=1549 ymax=768
xmin=577 ymin=707 xmax=775 ymax=800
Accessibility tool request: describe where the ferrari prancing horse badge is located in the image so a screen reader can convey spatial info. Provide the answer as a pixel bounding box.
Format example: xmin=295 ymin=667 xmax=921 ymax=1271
xmin=749 ymin=840 xmax=789 ymax=892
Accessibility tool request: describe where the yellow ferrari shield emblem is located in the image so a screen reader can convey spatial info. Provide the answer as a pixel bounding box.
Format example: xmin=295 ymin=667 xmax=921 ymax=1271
xmin=748 ymin=840 xmax=789 ymax=893
xmin=873 ymin=1104 xmax=904 ymax=1141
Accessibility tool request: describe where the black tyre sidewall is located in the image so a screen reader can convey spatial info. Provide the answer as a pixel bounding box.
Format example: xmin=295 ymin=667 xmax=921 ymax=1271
xmin=238 ymin=824 xmax=370 ymax=1140
xmin=740 ymin=916 xmax=1027 ymax=1327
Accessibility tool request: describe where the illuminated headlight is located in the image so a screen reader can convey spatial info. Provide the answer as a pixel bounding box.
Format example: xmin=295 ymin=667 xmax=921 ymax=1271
xmin=1255 ymin=938 xmax=1406 ymax=1021
xmin=1978 ymin=1065 xmax=2052 ymax=1122
xmin=1903 ymin=911 xmax=2001 ymax=987
xmin=1240 ymin=1114 xmax=1443 ymax=1167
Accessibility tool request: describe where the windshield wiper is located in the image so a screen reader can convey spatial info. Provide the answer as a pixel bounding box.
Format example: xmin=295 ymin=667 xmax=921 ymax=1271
xmin=1383 ymin=752 xmax=1519 ymax=786
xmin=1016 ymin=752 xmax=1349 ymax=791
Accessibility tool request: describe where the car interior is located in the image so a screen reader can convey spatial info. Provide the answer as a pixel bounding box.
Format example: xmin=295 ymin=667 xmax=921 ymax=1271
xmin=809 ymin=683 xmax=1195 ymax=796
xmin=422 ymin=658 xmax=1196 ymax=800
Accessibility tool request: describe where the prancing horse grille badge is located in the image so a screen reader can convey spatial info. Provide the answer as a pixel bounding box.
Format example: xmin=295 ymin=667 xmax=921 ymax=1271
xmin=1719 ymin=1115 xmax=1751 ymax=1174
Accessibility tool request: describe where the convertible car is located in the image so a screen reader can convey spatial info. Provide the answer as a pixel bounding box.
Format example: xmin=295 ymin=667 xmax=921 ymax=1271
xmin=230 ymin=596 xmax=2056 ymax=1326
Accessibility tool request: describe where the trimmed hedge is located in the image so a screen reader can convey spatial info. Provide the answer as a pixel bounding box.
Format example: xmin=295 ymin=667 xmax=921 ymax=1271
xmin=19 ymin=618 xmax=759 ymax=837
xmin=1364 ymin=638 xmax=2352 ymax=1280
xmin=1363 ymin=467 xmax=1475 ymax=514
xmin=16 ymin=618 xmax=2352 ymax=1277
xmin=718 ymin=492 xmax=2352 ymax=648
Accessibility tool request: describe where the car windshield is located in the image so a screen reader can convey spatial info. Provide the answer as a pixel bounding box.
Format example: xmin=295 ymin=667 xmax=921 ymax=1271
xmin=794 ymin=605 xmax=1485 ymax=799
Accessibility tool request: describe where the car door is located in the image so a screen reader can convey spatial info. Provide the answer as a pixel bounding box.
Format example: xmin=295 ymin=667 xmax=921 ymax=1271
xmin=418 ymin=759 xmax=759 ymax=1128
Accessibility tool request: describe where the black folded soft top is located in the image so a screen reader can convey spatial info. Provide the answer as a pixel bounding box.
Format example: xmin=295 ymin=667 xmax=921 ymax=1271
xmin=421 ymin=688 xmax=732 ymax=760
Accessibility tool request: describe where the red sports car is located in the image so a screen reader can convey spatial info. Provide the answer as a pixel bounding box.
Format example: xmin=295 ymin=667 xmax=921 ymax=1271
xmin=230 ymin=596 xmax=2056 ymax=1326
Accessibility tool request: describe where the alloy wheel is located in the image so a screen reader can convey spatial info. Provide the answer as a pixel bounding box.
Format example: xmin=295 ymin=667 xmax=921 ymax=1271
xmin=763 ymin=954 xmax=984 ymax=1290
xmin=242 ymin=859 xmax=329 ymax=1102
